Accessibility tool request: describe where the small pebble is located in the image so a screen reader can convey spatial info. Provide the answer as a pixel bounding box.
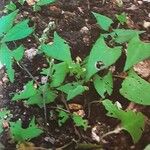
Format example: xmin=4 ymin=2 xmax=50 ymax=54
xmin=25 ymin=48 xmax=38 ymax=60
xmin=143 ymin=20 xmax=150 ymax=28
xmin=137 ymin=1 xmax=143 ymax=4
xmin=80 ymin=26 xmax=89 ymax=34
xmin=2 ymin=75 xmax=8 ymax=83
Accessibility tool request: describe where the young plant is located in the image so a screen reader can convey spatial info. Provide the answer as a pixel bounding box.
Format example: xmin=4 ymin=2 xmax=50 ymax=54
xmin=116 ymin=12 xmax=127 ymax=25
xmin=102 ymin=99 xmax=145 ymax=143
xmin=0 ymin=10 xmax=33 ymax=82
xmin=10 ymin=117 xmax=43 ymax=142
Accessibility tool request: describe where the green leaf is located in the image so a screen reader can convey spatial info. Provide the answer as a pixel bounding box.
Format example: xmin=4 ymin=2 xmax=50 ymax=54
xmin=40 ymin=32 xmax=72 ymax=63
xmin=2 ymin=20 xmax=33 ymax=42
xmin=18 ymin=0 xmax=26 ymax=5
xmin=27 ymin=86 xmax=57 ymax=107
xmin=113 ymin=29 xmax=144 ymax=44
xmin=57 ymin=83 xmax=86 ymax=101
xmin=72 ymin=113 xmax=88 ymax=130
xmin=36 ymin=0 xmax=56 ymax=6
xmin=67 ymin=85 xmax=86 ymax=101
xmin=12 ymin=82 xmax=57 ymax=107
xmin=116 ymin=12 xmax=127 ymax=25
xmin=86 ymin=36 xmax=121 ymax=80
xmin=11 ymin=45 xmax=24 ymax=61
xmin=102 ymin=99 xmax=145 ymax=143
xmin=0 ymin=109 xmax=10 ymax=134
xmin=93 ymin=72 xmax=113 ymax=98
xmin=51 ymin=62 xmax=69 ymax=87
xmin=5 ymin=1 xmax=17 ymax=12
xmin=124 ymin=35 xmax=150 ymax=71
xmin=12 ymin=81 xmax=37 ymax=101
xmin=57 ymin=83 xmax=77 ymax=94
xmin=10 ymin=117 xmax=43 ymax=141
xmin=92 ymin=12 xmax=113 ymax=31
xmin=0 ymin=10 xmax=18 ymax=36
xmin=120 ymin=70 xmax=150 ymax=105
xmin=0 ymin=44 xmax=24 ymax=82
xmin=57 ymin=110 xmax=69 ymax=126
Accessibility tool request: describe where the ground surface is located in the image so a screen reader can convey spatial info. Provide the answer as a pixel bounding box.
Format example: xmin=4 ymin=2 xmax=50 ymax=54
xmin=0 ymin=0 xmax=150 ymax=150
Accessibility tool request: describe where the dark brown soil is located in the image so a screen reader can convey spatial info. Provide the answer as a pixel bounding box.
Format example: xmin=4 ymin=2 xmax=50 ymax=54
xmin=0 ymin=0 xmax=150 ymax=150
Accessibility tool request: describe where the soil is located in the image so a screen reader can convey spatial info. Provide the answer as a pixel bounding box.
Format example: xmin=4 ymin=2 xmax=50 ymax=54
xmin=0 ymin=0 xmax=150 ymax=150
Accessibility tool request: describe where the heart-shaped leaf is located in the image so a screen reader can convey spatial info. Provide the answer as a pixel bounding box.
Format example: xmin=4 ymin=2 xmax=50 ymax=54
xmin=41 ymin=32 xmax=72 ymax=63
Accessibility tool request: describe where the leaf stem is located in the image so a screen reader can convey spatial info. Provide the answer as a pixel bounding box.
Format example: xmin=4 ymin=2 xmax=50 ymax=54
xmin=42 ymin=58 xmax=54 ymax=125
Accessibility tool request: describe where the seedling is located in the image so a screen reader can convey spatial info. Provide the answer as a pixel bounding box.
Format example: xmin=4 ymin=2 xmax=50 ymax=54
xmin=0 ymin=10 xmax=33 ymax=82
xmin=116 ymin=12 xmax=127 ymax=25
xmin=0 ymin=6 xmax=150 ymax=147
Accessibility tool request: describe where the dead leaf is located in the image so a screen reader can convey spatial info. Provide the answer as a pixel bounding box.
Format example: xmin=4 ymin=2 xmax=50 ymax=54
xmin=26 ymin=0 xmax=36 ymax=6
xmin=68 ymin=103 xmax=83 ymax=110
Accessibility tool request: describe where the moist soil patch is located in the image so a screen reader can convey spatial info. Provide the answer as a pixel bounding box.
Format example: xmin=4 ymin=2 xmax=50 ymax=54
xmin=0 ymin=0 xmax=150 ymax=150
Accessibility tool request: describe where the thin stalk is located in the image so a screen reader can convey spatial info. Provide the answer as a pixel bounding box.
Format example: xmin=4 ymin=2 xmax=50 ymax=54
xmin=100 ymin=127 xmax=122 ymax=142
xmin=17 ymin=62 xmax=40 ymax=86
xmin=42 ymin=58 xmax=54 ymax=125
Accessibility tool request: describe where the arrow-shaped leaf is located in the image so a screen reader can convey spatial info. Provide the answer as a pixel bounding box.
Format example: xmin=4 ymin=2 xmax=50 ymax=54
xmin=2 ymin=20 xmax=33 ymax=42
xmin=41 ymin=32 xmax=72 ymax=63
xmin=124 ymin=35 xmax=150 ymax=71
xmin=0 ymin=44 xmax=24 ymax=82
xmin=0 ymin=10 xmax=18 ymax=36
xmin=86 ymin=36 xmax=121 ymax=80
xmin=92 ymin=12 xmax=113 ymax=31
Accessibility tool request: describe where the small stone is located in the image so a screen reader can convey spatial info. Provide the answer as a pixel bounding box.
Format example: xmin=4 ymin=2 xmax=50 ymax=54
xmin=2 ymin=75 xmax=8 ymax=83
xmin=137 ymin=1 xmax=143 ymax=4
xmin=143 ymin=21 xmax=150 ymax=28
xmin=41 ymin=76 xmax=47 ymax=84
xmin=91 ymin=126 xmax=100 ymax=142
xmin=26 ymin=0 xmax=36 ymax=6
xmin=143 ymin=0 xmax=150 ymax=2
xmin=80 ymin=26 xmax=89 ymax=34
xmin=25 ymin=48 xmax=38 ymax=60
xmin=2 ymin=121 xmax=9 ymax=129
xmin=127 ymin=5 xmax=138 ymax=10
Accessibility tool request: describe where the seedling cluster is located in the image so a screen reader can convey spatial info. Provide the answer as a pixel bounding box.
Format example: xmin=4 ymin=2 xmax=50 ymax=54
xmin=0 ymin=0 xmax=150 ymax=148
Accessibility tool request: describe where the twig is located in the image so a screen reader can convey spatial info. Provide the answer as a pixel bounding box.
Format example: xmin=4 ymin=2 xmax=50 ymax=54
xmin=17 ymin=62 xmax=40 ymax=86
xmin=50 ymin=106 xmax=70 ymax=113
xmin=100 ymin=127 xmax=122 ymax=142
